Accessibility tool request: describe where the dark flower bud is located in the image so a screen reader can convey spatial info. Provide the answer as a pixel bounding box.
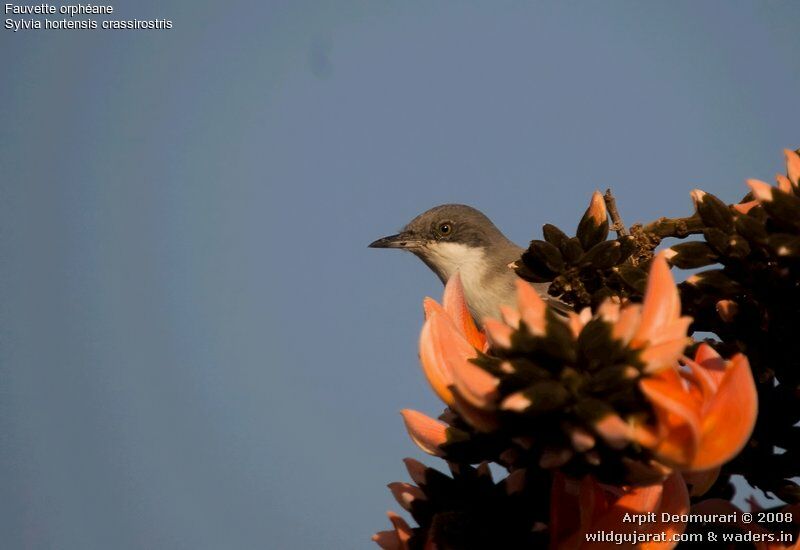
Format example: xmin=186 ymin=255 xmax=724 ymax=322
xmin=580 ymin=240 xmax=623 ymax=269
xmin=715 ymin=300 xmax=738 ymax=323
xmin=542 ymin=223 xmax=570 ymax=249
xmin=562 ymin=237 xmax=585 ymax=264
xmin=576 ymin=191 xmax=610 ymax=250
xmin=768 ymin=233 xmax=800 ymax=257
xmin=665 ymin=242 xmax=718 ymax=269
xmin=703 ymin=228 xmax=731 ymax=254
xmin=686 ymin=270 xmax=742 ymax=295
xmin=734 ymin=213 xmax=768 ymax=243
xmin=691 ymin=190 xmax=734 ymax=232
xmin=528 ymin=240 xmax=566 ymax=273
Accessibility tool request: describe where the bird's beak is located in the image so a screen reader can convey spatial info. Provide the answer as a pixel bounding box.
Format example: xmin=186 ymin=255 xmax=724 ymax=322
xmin=368 ymin=231 xmax=425 ymax=249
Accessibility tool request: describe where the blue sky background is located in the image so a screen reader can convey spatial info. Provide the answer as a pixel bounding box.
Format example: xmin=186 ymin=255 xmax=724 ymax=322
xmin=1 ymin=1 xmax=799 ymax=548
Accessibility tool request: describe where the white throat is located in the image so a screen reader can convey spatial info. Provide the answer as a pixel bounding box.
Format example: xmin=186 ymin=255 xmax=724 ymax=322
xmin=418 ymin=242 xmax=514 ymax=321
xmin=422 ymin=241 xmax=487 ymax=284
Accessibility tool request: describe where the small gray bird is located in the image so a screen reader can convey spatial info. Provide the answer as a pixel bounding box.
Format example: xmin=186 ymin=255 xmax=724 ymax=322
xmin=369 ymin=204 xmax=563 ymax=322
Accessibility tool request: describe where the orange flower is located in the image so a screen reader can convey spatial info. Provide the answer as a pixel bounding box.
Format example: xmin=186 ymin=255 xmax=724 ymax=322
xmin=372 ymin=511 xmax=412 ymax=550
xmin=637 ymin=343 xmax=757 ymax=471
xmin=550 ymin=471 xmax=689 ymax=550
xmin=398 ymin=409 xmax=468 ymax=457
xmin=419 ymin=272 xmax=487 ymax=407
xmin=406 ymin=252 xmax=693 ymax=455
xmin=736 ymin=148 xmax=800 ymax=213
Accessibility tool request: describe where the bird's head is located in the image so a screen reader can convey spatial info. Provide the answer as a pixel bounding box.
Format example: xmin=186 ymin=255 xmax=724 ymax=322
xmin=369 ymin=204 xmax=518 ymax=284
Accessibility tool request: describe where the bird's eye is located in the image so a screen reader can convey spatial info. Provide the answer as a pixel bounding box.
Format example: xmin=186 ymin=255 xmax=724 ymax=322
xmin=437 ymin=222 xmax=453 ymax=236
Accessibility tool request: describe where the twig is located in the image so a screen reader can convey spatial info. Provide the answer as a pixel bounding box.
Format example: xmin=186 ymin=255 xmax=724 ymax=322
xmin=639 ymin=214 xmax=705 ymax=239
xmin=603 ymin=189 xmax=629 ymax=237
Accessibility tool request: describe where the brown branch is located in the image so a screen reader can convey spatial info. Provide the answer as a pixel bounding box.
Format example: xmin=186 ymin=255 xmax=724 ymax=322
xmin=639 ymin=214 xmax=705 ymax=239
xmin=603 ymin=188 xmax=629 ymax=237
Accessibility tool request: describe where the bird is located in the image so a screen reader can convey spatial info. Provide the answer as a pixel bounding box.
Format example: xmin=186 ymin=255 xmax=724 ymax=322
xmin=369 ymin=204 xmax=566 ymax=322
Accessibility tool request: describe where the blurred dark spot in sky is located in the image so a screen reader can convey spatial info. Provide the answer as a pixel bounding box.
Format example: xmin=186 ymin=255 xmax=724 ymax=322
xmin=309 ymin=36 xmax=333 ymax=79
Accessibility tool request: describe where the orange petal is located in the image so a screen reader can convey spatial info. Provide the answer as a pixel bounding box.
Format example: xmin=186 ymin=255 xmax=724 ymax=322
xmin=650 ymin=317 xmax=693 ymax=346
xmin=420 ymin=313 xmax=482 ymax=406
xmin=501 ymin=391 xmax=532 ymax=412
xmin=715 ymin=299 xmax=739 ymax=323
xmin=690 ymin=354 xmax=757 ymax=471
xmin=681 ymin=344 xmax=726 ymax=399
xmin=387 ymin=511 xmax=412 ymax=547
xmin=400 ymin=410 xmax=456 ymax=457
xmin=694 ymin=343 xmax=726 ymax=370
xmin=641 ymin=472 xmax=690 ymax=549
xmin=631 ymin=422 xmax=660 ymax=449
xmin=681 ymin=361 xmax=718 ymax=405
xmin=640 ymin=369 xmax=702 ymax=466
xmin=567 ymin=313 xmax=583 ymax=339
xmin=640 ymin=335 xmax=691 ymax=373
xmin=747 ymin=179 xmax=774 ymax=202
xmin=483 ymin=318 xmax=513 ymax=348
xmin=419 ymin=312 xmax=458 ymax=406
xmin=587 ymin=190 xmax=608 ymax=226
xmin=549 ymin=473 xmax=588 ymax=549
xmin=593 ymin=413 xmax=632 ymax=450
xmin=690 ymin=189 xmax=707 ymax=207
xmin=499 ymin=305 xmax=521 ymax=329
xmin=597 ymin=300 xmax=621 ymax=323
xmin=568 ymin=308 xmax=593 ymax=338
xmin=777 ymin=174 xmax=793 ymax=193
xmin=612 ymin=304 xmax=641 ymax=345
xmin=372 ymin=529 xmax=403 ymax=550
xmin=451 ymin=391 xmax=499 ymax=432
xmin=592 ymin=472 xmax=688 ymax=550
xmin=515 ymin=279 xmax=547 ymax=335
xmin=785 ymin=149 xmax=800 ymax=186
xmin=403 ymin=458 xmax=428 ymax=487
xmin=733 ymin=200 xmax=759 ymax=214
xmin=632 ymin=253 xmax=681 ymax=348
xmin=551 ymin=473 xmax=688 ymax=550
xmin=569 ymin=427 xmax=596 ymax=452
xmin=388 ymin=482 xmax=425 ymax=511
xmin=551 ymin=477 xmax=606 ymax=549
xmin=443 ymin=273 xmax=486 ymax=349
xmin=451 ymin=362 xmax=498 ymax=409
xmin=607 ymin=476 xmax=665 ymax=517
xmin=423 ymin=297 xmax=444 ymax=320
xmin=440 ymin=329 xmax=497 ymax=409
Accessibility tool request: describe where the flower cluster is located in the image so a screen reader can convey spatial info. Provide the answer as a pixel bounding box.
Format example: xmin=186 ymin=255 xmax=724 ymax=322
xmin=400 ymin=253 xmax=755 ymax=485
xmin=377 ymin=253 xmax=758 ymax=548
xmin=514 ymin=191 xmax=650 ymax=310
xmin=373 ymin=461 xmax=547 ymax=549
xmin=668 ymin=149 xmax=800 ymax=503
xmin=374 ymin=149 xmax=800 ymax=548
